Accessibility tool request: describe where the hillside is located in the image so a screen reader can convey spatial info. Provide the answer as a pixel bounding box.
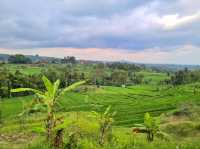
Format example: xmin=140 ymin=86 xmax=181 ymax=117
xmin=1 ymin=53 xmax=200 ymax=72
xmin=1 ymin=84 xmax=200 ymax=148
xmin=0 ymin=63 xmax=200 ymax=149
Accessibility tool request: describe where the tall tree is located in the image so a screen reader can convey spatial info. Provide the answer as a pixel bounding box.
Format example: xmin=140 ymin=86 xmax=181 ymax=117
xmin=8 ymin=54 xmax=32 ymax=64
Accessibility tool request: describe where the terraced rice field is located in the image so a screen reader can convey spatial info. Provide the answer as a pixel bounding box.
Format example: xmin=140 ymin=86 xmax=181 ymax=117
xmin=1 ymin=84 xmax=200 ymax=127
xmin=1 ymin=64 xmax=42 ymax=75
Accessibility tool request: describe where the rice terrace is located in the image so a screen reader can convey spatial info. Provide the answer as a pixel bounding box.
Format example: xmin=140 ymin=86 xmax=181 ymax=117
xmin=1 ymin=0 xmax=200 ymax=149
xmin=0 ymin=59 xmax=200 ymax=149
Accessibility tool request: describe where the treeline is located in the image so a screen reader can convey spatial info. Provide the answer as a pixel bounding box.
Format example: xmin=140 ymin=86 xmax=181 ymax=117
xmin=0 ymin=66 xmax=85 ymax=98
xmin=4 ymin=54 xmax=143 ymax=70
xmin=8 ymin=54 xmax=32 ymax=64
xmin=5 ymin=54 xmax=77 ymax=64
xmin=0 ymin=63 xmax=144 ymax=98
xmin=166 ymin=68 xmax=200 ymax=85
xmin=89 ymin=63 xmax=143 ymax=86
xmin=0 ymin=69 xmax=43 ymax=97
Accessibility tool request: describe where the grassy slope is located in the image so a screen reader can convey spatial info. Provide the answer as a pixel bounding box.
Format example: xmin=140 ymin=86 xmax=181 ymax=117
xmin=137 ymin=71 xmax=170 ymax=84
xmin=59 ymin=84 xmax=200 ymax=126
xmin=1 ymin=65 xmax=200 ymax=148
xmin=2 ymin=64 xmax=42 ymax=75
xmin=1 ymin=84 xmax=200 ymax=127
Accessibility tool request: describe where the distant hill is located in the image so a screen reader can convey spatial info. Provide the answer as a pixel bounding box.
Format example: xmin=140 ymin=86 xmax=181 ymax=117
xmin=144 ymin=63 xmax=200 ymax=72
xmin=0 ymin=53 xmax=57 ymax=63
xmin=0 ymin=54 xmax=9 ymax=61
xmin=0 ymin=53 xmax=200 ymax=71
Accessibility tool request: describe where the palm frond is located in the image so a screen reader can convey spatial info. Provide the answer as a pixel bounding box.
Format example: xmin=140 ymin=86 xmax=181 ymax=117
xmin=32 ymin=127 xmax=46 ymax=134
xmin=42 ymin=76 xmax=54 ymax=96
xmin=53 ymin=120 xmax=72 ymax=131
xmin=133 ymin=124 xmax=145 ymax=128
xmin=60 ymin=80 xmax=86 ymax=95
xmin=11 ymin=88 xmax=43 ymax=95
xmin=104 ymin=106 xmax=111 ymax=115
xmin=53 ymin=79 xmax=60 ymax=98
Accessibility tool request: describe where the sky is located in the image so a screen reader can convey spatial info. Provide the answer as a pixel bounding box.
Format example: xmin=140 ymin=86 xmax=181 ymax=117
xmin=0 ymin=0 xmax=200 ymax=64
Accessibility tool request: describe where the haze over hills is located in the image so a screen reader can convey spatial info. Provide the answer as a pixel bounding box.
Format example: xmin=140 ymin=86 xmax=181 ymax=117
xmin=0 ymin=53 xmax=52 ymax=62
xmin=1 ymin=53 xmax=200 ymax=72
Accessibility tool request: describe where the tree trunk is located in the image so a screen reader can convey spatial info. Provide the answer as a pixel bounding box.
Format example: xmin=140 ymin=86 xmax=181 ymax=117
xmin=99 ymin=125 xmax=106 ymax=145
xmin=46 ymin=111 xmax=55 ymax=143
xmin=147 ymin=131 xmax=154 ymax=142
xmin=54 ymin=129 xmax=64 ymax=149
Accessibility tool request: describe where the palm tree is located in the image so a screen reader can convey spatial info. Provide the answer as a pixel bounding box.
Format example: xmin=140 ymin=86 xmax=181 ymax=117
xmin=11 ymin=76 xmax=85 ymax=143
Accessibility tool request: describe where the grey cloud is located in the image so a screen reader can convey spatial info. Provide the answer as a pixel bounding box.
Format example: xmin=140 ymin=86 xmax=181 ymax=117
xmin=0 ymin=0 xmax=200 ymax=51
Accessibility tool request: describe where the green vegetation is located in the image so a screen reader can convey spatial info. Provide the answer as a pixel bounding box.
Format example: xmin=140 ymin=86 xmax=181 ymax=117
xmin=0 ymin=61 xmax=200 ymax=149
xmin=5 ymin=64 xmax=42 ymax=75
xmin=8 ymin=54 xmax=32 ymax=64
xmin=133 ymin=113 xmax=168 ymax=142
xmin=1 ymin=84 xmax=199 ymax=124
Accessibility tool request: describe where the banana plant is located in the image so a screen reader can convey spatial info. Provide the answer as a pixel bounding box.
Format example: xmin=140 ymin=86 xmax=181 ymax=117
xmin=32 ymin=117 xmax=72 ymax=149
xmin=133 ymin=113 xmax=169 ymax=142
xmin=92 ymin=106 xmax=116 ymax=145
xmin=0 ymin=109 xmax=2 ymax=124
xmin=11 ymin=76 xmax=85 ymax=143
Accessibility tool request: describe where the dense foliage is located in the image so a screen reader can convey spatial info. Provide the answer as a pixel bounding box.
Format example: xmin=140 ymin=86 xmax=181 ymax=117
xmin=0 ymin=62 xmax=145 ymax=98
xmin=8 ymin=54 xmax=32 ymax=64
xmin=167 ymin=68 xmax=200 ymax=85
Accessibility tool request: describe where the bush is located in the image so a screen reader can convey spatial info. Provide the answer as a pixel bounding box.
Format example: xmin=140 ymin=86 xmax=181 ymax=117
xmin=164 ymin=122 xmax=195 ymax=137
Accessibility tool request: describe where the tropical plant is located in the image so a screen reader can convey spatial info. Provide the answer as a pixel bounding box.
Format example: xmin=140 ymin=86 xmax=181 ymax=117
xmin=133 ymin=113 xmax=169 ymax=142
xmin=92 ymin=106 xmax=116 ymax=145
xmin=11 ymin=76 xmax=85 ymax=146
xmin=0 ymin=109 xmax=2 ymax=124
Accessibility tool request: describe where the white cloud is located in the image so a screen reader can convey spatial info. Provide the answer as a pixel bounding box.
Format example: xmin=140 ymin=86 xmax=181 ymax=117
xmin=160 ymin=12 xmax=200 ymax=30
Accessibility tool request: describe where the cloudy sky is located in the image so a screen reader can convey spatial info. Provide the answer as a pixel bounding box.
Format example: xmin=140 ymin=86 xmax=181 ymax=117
xmin=0 ymin=0 xmax=200 ymax=64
